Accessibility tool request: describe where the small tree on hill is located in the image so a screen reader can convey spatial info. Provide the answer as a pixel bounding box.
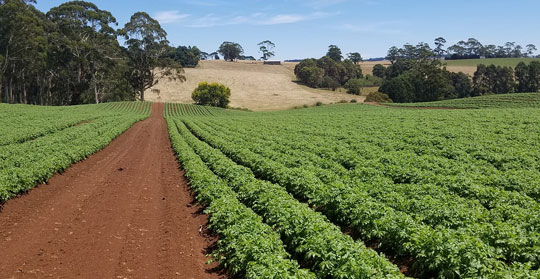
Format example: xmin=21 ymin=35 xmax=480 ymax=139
xmin=347 ymin=52 xmax=362 ymax=64
xmin=192 ymin=82 xmax=231 ymax=108
xmin=526 ymin=44 xmax=537 ymax=57
xmin=258 ymin=40 xmax=275 ymax=61
xmin=218 ymin=42 xmax=243 ymax=62
xmin=434 ymin=37 xmax=446 ymax=58
xmin=327 ymin=45 xmax=342 ymax=62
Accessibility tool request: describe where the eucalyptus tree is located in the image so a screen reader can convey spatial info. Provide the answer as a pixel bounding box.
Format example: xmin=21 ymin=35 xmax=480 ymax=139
xmin=47 ymin=1 xmax=118 ymax=104
xmin=258 ymin=40 xmax=275 ymax=61
xmin=218 ymin=41 xmax=243 ymax=61
xmin=122 ymin=12 xmax=184 ymax=101
xmin=526 ymin=44 xmax=537 ymax=57
xmin=0 ymin=0 xmax=47 ymax=104
xmin=347 ymin=52 xmax=362 ymax=64
xmin=434 ymin=37 xmax=446 ymax=58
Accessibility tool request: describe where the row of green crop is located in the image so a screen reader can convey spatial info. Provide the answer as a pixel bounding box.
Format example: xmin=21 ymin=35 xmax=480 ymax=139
xmin=182 ymin=115 xmax=539 ymax=278
xmin=0 ymin=102 xmax=151 ymax=146
xmin=196 ymin=117 xmax=540 ymax=264
xmin=196 ymin=117 xmax=540 ymax=272
xmin=172 ymin=118 xmax=404 ymax=279
xmin=101 ymin=101 xmax=153 ymax=115
xmin=166 ymin=118 xmax=314 ymax=279
xmin=386 ymin=93 xmax=540 ymax=109
xmin=163 ymin=103 xmax=227 ymax=117
xmin=0 ymin=103 xmax=150 ymax=202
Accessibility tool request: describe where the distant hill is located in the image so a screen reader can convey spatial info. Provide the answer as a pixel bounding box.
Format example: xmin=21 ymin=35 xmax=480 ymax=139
xmin=145 ymin=60 xmax=361 ymax=111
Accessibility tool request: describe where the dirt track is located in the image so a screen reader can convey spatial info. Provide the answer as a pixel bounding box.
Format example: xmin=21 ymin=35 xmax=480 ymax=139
xmin=0 ymin=103 xmax=222 ymax=279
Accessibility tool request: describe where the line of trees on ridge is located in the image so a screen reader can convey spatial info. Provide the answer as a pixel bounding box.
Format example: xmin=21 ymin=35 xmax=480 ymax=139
xmin=376 ymin=43 xmax=540 ymax=103
xmin=426 ymin=37 xmax=537 ymax=60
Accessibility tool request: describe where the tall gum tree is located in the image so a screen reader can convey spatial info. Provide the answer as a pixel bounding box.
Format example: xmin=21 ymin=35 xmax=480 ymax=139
xmin=122 ymin=12 xmax=184 ymax=101
xmin=0 ymin=0 xmax=46 ymax=104
xmin=47 ymin=1 xmax=118 ymax=105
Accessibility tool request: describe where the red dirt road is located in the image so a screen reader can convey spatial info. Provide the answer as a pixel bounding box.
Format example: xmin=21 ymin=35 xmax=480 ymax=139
xmin=0 ymin=103 xmax=222 ymax=279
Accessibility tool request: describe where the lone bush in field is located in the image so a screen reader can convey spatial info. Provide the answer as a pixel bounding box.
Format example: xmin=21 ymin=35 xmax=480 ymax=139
xmin=365 ymin=92 xmax=393 ymax=103
xmin=192 ymin=82 xmax=231 ymax=108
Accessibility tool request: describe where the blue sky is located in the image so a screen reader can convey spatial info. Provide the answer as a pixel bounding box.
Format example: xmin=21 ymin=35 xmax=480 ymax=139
xmin=35 ymin=0 xmax=540 ymax=60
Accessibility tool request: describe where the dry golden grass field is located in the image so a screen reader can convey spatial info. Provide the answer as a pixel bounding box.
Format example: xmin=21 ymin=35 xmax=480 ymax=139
xmin=145 ymin=60 xmax=362 ymax=111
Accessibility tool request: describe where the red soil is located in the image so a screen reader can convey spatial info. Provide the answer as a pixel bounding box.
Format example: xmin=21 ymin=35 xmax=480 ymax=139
xmin=0 ymin=103 xmax=223 ymax=279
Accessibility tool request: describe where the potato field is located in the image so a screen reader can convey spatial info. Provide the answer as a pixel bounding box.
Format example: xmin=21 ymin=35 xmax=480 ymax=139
xmin=1 ymin=98 xmax=539 ymax=278
xmin=0 ymin=102 xmax=152 ymax=201
xmin=166 ymin=102 xmax=540 ymax=278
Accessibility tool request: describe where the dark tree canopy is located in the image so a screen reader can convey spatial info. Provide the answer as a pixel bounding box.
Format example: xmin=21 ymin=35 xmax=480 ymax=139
xmin=168 ymin=45 xmax=201 ymax=68
xmin=347 ymin=52 xmax=362 ymax=64
xmin=372 ymin=64 xmax=386 ymax=78
xmin=379 ymin=43 xmax=479 ymax=103
xmin=294 ymin=56 xmax=362 ymax=89
xmin=326 ymin=45 xmax=343 ymax=62
xmin=218 ymin=41 xmax=244 ymax=62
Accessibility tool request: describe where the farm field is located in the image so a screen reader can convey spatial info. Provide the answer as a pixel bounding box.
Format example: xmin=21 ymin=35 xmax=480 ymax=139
xmin=166 ymin=103 xmax=540 ymax=278
xmin=386 ymin=92 xmax=540 ymax=109
xmin=2 ymin=99 xmax=540 ymax=278
xmin=0 ymin=103 xmax=223 ymax=278
xmin=144 ymin=60 xmax=360 ymax=111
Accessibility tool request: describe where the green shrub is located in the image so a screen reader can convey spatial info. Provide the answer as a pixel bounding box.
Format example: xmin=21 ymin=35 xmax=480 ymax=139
xmin=192 ymin=82 xmax=231 ymax=108
xmin=365 ymin=92 xmax=393 ymax=103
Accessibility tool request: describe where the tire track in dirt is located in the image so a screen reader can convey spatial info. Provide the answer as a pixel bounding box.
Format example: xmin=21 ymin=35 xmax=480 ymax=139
xmin=0 ymin=103 xmax=222 ymax=279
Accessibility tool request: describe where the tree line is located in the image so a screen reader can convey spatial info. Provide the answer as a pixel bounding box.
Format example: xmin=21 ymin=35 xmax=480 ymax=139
xmin=0 ymin=0 xmax=279 ymax=106
xmin=432 ymin=37 xmax=537 ymax=60
xmin=0 ymin=0 xmax=210 ymax=105
xmin=376 ymin=43 xmax=540 ymax=103
xmin=213 ymin=40 xmax=277 ymax=62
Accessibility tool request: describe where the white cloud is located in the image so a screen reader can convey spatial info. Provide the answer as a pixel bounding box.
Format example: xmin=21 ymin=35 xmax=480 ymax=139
xmin=186 ymin=12 xmax=337 ymax=28
xmin=260 ymin=14 xmax=306 ymax=25
xmin=154 ymin=11 xmax=190 ymax=24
